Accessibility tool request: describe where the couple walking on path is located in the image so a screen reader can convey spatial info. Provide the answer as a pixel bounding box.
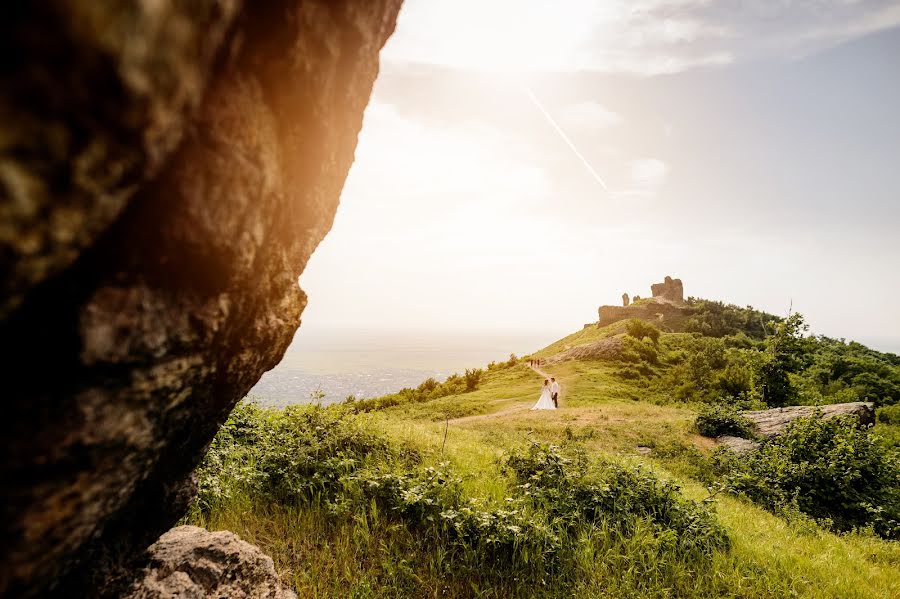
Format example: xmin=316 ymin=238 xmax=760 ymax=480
xmin=531 ymin=377 xmax=559 ymax=410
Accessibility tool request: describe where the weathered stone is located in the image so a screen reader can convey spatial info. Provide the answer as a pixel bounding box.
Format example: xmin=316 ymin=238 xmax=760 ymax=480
xmin=650 ymin=275 xmax=684 ymax=303
xmin=622 ymin=292 xmax=630 ymax=307
xmin=125 ymin=526 xmax=296 ymax=599
xmin=546 ymin=336 xmax=624 ymax=364
xmin=716 ymin=402 xmax=875 ymax=453
xmin=0 ymin=1 xmax=242 ymax=319
xmin=0 ymin=1 xmax=402 ymax=596
xmin=717 ymin=435 xmax=759 ymax=454
xmin=742 ymin=402 xmax=875 ymax=438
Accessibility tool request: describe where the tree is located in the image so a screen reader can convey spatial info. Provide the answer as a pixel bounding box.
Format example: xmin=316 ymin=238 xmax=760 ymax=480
xmin=757 ymin=313 xmax=809 ymax=406
xmin=464 ymin=368 xmax=483 ymax=392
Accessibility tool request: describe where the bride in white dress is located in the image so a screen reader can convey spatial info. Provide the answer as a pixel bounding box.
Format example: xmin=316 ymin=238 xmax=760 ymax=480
xmin=531 ymin=379 xmax=557 ymax=410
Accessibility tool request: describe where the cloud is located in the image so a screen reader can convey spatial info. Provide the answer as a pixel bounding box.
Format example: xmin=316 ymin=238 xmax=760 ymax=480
xmin=382 ymin=0 xmax=900 ymax=76
xmin=559 ymin=101 xmax=623 ymax=130
xmin=613 ymin=158 xmax=669 ymax=200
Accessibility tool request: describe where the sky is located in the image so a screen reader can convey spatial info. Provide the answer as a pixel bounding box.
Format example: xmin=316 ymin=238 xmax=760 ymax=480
xmin=295 ymin=0 xmax=900 ymax=352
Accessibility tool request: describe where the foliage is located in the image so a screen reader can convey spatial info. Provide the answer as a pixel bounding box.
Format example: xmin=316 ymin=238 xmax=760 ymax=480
xmin=695 ymin=404 xmax=754 ymax=438
xmin=798 ymin=337 xmax=900 ymax=407
xmin=487 ymin=353 xmax=520 ymax=371
xmin=877 ymin=404 xmax=900 ymax=425
xmin=619 ymin=334 xmax=659 ymax=366
xmin=506 ymin=442 xmax=730 ymax=557
xmin=683 ymin=298 xmax=781 ymax=339
xmin=757 ymin=313 xmax=812 ymax=407
xmin=464 ymin=367 xmax=484 ymax=391
xmin=194 ymin=405 xmax=735 ymax=594
xmin=625 ymin=318 xmax=660 ymax=344
xmin=657 ymin=336 xmax=759 ymax=403
xmin=194 ymin=403 xmax=401 ymax=510
xmin=723 ymin=413 xmax=900 ymax=539
xmin=345 ymin=367 xmax=487 ymax=413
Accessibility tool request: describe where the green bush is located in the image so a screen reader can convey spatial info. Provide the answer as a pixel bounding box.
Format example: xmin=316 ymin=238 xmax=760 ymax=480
xmin=506 ymin=442 xmax=730 ymax=557
xmin=877 ymin=404 xmax=900 ymax=425
xmin=625 ymin=319 xmax=660 ymax=345
xmin=347 ymin=368 xmax=480 ymax=413
xmin=695 ymin=404 xmax=754 ymax=438
xmin=620 ymin=335 xmax=659 ymax=365
xmin=683 ymin=298 xmax=781 ymax=338
xmin=725 ymin=413 xmax=900 ymax=539
xmin=194 ymin=403 xmax=402 ymax=509
xmin=196 ymin=407 xmax=733 ymax=586
xmin=464 ymin=367 xmax=484 ymax=391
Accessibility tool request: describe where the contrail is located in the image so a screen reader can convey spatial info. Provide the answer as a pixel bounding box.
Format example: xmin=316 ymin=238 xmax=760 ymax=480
xmin=522 ymin=86 xmax=610 ymax=192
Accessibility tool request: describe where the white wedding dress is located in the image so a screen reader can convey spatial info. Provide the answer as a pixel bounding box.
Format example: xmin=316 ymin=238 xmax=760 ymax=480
xmin=531 ymin=385 xmax=556 ymax=410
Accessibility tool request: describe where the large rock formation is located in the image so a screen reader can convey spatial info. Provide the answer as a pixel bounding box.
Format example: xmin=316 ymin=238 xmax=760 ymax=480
xmin=717 ymin=402 xmax=875 ymax=453
xmin=124 ymin=526 xmax=296 ymax=599
xmin=742 ymin=401 xmax=875 ymax=438
xmin=0 ymin=1 xmax=402 ymax=596
xmin=650 ymin=276 xmax=684 ymax=303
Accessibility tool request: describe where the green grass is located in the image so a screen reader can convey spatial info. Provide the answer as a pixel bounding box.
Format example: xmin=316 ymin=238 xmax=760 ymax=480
xmin=189 ymin=335 xmax=900 ymax=598
xmin=531 ymin=322 xmax=626 ymax=358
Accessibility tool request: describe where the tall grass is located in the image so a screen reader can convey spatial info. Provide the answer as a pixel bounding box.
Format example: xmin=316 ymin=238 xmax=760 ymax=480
xmin=186 ymin=343 xmax=900 ymax=597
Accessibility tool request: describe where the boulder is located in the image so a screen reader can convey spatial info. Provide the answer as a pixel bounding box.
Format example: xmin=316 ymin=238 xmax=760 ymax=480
xmin=717 ymin=402 xmax=876 ymax=453
xmin=0 ymin=1 xmax=402 ymax=596
xmin=742 ymin=402 xmax=875 ymax=438
xmin=125 ymin=526 xmax=296 ymax=599
xmin=717 ymin=435 xmax=759 ymax=454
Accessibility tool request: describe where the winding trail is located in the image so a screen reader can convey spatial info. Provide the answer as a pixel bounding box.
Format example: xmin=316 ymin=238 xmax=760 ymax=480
xmin=447 ymin=362 xmax=562 ymax=425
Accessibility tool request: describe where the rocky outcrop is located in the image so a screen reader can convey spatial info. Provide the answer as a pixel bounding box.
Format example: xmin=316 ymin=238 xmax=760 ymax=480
xmin=622 ymin=293 xmax=630 ymax=307
xmin=717 ymin=402 xmax=876 ymax=453
xmin=650 ymin=276 xmax=684 ymax=303
xmin=717 ymin=435 xmax=759 ymax=454
xmin=546 ymin=337 xmax=624 ymax=364
xmin=125 ymin=526 xmax=296 ymax=599
xmin=0 ymin=1 xmax=402 ymax=596
xmin=743 ymin=402 xmax=875 ymax=438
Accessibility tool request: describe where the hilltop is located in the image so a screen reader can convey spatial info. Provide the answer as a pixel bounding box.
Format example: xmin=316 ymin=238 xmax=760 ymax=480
xmin=188 ymin=278 xmax=900 ymax=598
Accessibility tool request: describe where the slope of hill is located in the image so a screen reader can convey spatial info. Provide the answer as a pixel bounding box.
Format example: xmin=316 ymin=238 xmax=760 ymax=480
xmin=186 ymin=294 xmax=900 ymax=598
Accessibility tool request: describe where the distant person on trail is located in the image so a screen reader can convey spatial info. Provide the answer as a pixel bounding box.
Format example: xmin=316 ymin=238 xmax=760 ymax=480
xmin=550 ymin=377 xmax=560 ymax=407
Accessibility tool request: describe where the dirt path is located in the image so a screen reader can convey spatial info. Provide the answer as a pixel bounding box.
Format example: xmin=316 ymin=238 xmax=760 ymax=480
xmin=448 ymin=363 xmax=561 ymax=425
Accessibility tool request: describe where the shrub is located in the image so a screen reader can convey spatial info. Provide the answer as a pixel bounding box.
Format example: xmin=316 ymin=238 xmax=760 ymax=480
xmin=878 ymin=404 xmax=900 ymax=425
xmin=464 ymin=367 xmax=484 ymax=391
xmin=725 ymin=413 xmax=900 ymax=539
xmin=620 ymin=335 xmax=659 ymax=366
xmin=194 ymin=403 xmax=403 ymax=510
xmin=683 ymin=298 xmax=780 ymax=338
xmin=625 ymin=319 xmax=660 ymax=345
xmin=695 ymin=404 xmax=754 ymax=438
xmin=506 ymin=443 xmax=730 ymax=557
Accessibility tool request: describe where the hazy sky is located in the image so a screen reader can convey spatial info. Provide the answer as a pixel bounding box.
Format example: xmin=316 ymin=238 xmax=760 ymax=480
xmin=297 ymin=0 xmax=900 ymax=350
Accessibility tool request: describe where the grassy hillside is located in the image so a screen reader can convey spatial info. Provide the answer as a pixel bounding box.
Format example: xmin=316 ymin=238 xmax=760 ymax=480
xmin=187 ymin=302 xmax=900 ymax=598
